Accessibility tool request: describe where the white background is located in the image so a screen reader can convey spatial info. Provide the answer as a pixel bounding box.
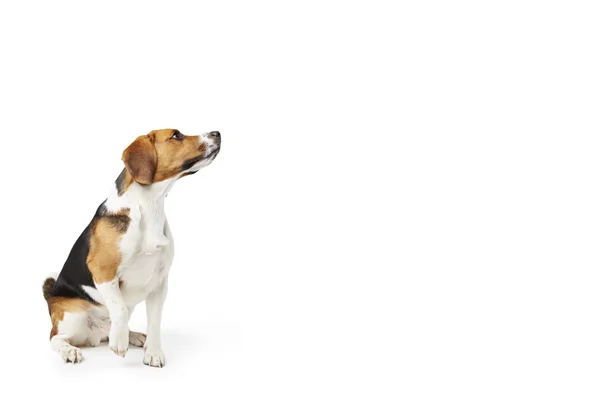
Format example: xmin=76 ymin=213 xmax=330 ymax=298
xmin=0 ymin=1 xmax=598 ymax=398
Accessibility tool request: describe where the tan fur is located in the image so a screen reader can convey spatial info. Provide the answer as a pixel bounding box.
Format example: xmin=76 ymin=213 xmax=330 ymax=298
xmin=48 ymin=297 xmax=93 ymax=339
xmin=122 ymin=129 xmax=208 ymax=185
xmin=122 ymin=135 xmax=158 ymax=185
xmin=154 ymin=130 xmax=207 ymax=181
xmin=87 ymin=208 xmax=130 ymax=284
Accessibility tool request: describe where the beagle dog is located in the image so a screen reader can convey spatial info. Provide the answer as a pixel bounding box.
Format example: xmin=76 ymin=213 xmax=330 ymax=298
xmin=42 ymin=129 xmax=221 ymax=367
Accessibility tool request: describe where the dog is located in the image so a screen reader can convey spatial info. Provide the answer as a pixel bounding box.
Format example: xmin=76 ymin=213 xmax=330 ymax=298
xmin=42 ymin=129 xmax=221 ymax=367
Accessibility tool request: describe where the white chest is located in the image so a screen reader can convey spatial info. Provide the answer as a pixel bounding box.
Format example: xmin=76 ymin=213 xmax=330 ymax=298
xmin=116 ymin=203 xmax=175 ymax=307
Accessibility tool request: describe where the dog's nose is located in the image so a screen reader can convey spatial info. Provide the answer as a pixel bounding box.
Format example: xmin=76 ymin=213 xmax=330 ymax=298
xmin=208 ymin=131 xmax=220 ymax=138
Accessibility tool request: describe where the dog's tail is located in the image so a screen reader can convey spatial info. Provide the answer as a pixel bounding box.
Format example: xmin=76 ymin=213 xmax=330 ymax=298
xmin=42 ymin=273 xmax=58 ymax=301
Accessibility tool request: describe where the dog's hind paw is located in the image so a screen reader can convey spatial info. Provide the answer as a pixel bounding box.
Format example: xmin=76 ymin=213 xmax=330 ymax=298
xmin=59 ymin=345 xmax=83 ymax=363
xmin=129 ymin=331 xmax=146 ymax=347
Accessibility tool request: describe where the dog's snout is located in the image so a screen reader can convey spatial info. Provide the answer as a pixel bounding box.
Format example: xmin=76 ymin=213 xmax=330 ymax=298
xmin=207 ymin=131 xmax=221 ymax=147
xmin=200 ymin=131 xmax=221 ymax=150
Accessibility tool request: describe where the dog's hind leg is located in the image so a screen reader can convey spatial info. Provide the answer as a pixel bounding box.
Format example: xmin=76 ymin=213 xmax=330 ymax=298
xmin=129 ymin=331 xmax=147 ymax=347
xmin=49 ymin=311 xmax=88 ymax=363
xmin=47 ymin=297 xmax=103 ymax=363
xmin=51 ymin=333 xmax=83 ymax=363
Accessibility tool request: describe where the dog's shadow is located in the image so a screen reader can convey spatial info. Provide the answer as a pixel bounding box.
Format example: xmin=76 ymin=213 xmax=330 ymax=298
xmin=161 ymin=330 xmax=201 ymax=361
xmin=80 ymin=330 xmax=200 ymax=367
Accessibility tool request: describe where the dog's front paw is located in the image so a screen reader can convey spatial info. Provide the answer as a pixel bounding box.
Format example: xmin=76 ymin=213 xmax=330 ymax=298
xmin=109 ymin=327 xmax=129 ymax=357
xmin=143 ymin=349 xmax=165 ymax=368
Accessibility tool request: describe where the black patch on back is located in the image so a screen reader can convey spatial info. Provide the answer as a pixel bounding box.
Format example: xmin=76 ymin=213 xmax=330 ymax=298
xmin=51 ymin=220 xmax=98 ymax=303
xmin=50 ymin=202 xmax=114 ymax=304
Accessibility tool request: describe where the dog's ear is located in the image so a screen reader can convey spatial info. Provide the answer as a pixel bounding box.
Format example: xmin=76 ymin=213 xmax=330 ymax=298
xmin=122 ymin=134 xmax=157 ymax=185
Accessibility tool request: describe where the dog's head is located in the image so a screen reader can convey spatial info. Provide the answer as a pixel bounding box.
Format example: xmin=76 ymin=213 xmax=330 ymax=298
xmin=122 ymin=129 xmax=221 ymax=185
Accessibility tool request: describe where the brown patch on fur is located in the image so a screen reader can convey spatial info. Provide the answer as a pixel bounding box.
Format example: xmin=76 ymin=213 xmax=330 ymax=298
xmin=42 ymin=277 xmax=56 ymax=301
xmin=153 ymin=129 xmax=207 ymax=182
xmin=87 ymin=208 xmax=130 ymax=284
xmin=122 ymin=135 xmax=157 ymax=185
xmin=103 ymin=207 xmax=131 ymax=233
xmin=48 ymin=297 xmax=93 ymax=339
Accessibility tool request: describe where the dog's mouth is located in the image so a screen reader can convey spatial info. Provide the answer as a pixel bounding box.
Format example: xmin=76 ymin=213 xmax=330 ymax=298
xmin=205 ymin=147 xmax=220 ymax=159
xmin=181 ymin=148 xmax=220 ymax=172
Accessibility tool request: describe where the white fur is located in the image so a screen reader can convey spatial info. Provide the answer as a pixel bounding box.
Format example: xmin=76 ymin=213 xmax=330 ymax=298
xmin=143 ymin=278 xmax=168 ymax=367
xmin=95 ymin=278 xmax=129 ymax=356
xmin=50 ymin=306 xmax=110 ymax=362
xmin=94 ymin=176 xmax=177 ymax=362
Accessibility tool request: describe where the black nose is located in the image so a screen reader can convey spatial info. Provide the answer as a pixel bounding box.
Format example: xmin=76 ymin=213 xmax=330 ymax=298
xmin=209 ymin=131 xmax=220 ymax=138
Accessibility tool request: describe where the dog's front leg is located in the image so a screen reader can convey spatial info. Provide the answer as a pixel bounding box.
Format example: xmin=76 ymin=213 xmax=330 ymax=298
xmin=96 ymin=278 xmax=129 ymax=357
xmin=143 ymin=277 xmax=168 ymax=367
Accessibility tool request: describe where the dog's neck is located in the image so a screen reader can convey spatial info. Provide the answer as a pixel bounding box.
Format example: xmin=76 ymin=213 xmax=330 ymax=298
xmin=114 ymin=169 xmax=176 ymax=200
xmin=105 ymin=169 xmax=174 ymax=253
xmin=108 ymin=169 xmax=177 ymax=209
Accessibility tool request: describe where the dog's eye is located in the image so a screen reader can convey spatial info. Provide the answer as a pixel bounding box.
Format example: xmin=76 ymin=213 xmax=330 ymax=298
xmin=172 ymin=131 xmax=184 ymax=141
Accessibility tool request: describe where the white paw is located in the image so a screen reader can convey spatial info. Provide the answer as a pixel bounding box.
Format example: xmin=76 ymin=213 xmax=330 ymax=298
xmin=143 ymin=349 xmax=165 ymax=368
xmin=109 ymin=327 xmax=129 ymax=357
xmin=59 ymin=345 xmax=83 ymax=363
xmin=129 ymin=331 xmax=146 ymax=347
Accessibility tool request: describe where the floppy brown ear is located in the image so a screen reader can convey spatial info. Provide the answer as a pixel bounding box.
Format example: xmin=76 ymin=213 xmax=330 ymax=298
xmin=122 ymin=135 xmax=157 ymax=185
